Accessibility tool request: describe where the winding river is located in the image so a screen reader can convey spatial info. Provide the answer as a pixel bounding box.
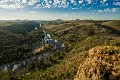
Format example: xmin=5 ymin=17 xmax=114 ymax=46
xmin=0 ymin=25 xmax=64 ymax=73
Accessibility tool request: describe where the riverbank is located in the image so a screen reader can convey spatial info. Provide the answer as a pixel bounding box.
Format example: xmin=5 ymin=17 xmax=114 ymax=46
xmin=0 ymin=28 xmax=64 ymax=74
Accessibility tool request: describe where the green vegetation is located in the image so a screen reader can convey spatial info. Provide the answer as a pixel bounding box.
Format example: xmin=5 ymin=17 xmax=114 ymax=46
xmin=0 ymin=20 xmax=120 ymax=80
xmin=0 ymin=21 xmax=44 ymax=65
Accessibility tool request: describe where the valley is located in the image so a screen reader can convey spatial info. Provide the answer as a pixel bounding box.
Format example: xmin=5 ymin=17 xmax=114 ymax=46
xmin=0 ymin=27 xmax=64 ymax=73
xmin=0 ymin=20 xmax=120 ymax=80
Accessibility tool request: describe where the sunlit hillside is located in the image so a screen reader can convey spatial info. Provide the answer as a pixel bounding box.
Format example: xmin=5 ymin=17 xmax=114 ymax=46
xmin=0 ymin=20 xmax=118 ymax=80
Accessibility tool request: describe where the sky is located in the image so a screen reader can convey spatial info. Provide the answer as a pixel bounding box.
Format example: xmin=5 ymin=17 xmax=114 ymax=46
xmin=0 ymin=0 xmax=120 ymax=20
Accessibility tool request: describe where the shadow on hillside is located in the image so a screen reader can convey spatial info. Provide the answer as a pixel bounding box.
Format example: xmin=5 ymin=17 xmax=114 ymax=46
xmin=96 ymin=24 xmax=120 ymax=35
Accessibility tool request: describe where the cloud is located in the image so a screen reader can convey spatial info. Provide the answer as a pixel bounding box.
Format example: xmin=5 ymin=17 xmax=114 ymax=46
xmin=103 ymin=0 xmax=107 ymax=3
xmin=33 ymin=0 xmax=68 ymax=9
xmin=113 ymin=2 xmax=120 ymax=6
xmin=0 ymin=0 xmax=39 ymax=9
xmin=28 ymin=0 xmax=39 ymax=5
xmin=28 ymin=11 xmax=37 ymax=14
xmin=70 ymin=0 xmax=74 ymax=3
xmin=0 ymin=0 xmax=119 ymax=13
xmin=98 ymin=8 xmax=119 ymax=13
xmin=100 ymin=0 xmax=107 ymax=4
xmin=78 ymin=0 xmax=84 ymax=4
xmin=86 ymin=0 xmax=92 ymax=4
xmin=98 ymin=10 xmax=103 ymax=12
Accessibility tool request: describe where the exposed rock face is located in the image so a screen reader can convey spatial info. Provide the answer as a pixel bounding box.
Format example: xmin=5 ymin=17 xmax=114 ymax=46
xmin=74 ymin=46 xmax=120 ymax=80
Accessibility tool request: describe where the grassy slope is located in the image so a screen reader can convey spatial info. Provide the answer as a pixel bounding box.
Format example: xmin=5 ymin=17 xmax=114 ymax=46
xmin=102 ymin=20 xmax=120 ymax=30
xmin=15 ymin=20 xmax=120 ymax=80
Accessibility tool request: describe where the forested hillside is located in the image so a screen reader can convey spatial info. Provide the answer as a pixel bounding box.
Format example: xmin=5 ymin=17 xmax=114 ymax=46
xmin=0 ymin=21 xmax=44 ymax=65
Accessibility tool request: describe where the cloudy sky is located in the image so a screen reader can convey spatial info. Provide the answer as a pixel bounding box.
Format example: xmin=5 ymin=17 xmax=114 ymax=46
xmin=0 ymin=0 xmax=120 ymax=20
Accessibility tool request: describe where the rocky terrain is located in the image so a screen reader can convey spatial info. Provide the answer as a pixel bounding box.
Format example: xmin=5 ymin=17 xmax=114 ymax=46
xmin=74 ymin=46 xmax=120 ymax=80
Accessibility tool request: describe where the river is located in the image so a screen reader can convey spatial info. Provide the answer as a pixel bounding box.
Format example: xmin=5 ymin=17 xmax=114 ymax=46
xmin=0 ymin=25 xmax=64 ymax=73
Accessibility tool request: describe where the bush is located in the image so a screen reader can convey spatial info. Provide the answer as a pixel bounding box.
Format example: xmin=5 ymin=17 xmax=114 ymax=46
xmin=114 ymin=42 xmax=120 ymax=46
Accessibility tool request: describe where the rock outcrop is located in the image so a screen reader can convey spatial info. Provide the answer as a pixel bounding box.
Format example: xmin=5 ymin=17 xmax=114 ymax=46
xmin=74 ymin=46 xmax=120 ymax=80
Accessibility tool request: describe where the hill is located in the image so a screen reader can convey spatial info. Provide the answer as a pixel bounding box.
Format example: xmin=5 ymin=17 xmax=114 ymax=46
xmin=0 ymin=21 xmax=44 ymax=65
xmin=0 ymin=20 xmax=120 ymax=80
xmin=102 ymin=20 xmax=120 ymax=31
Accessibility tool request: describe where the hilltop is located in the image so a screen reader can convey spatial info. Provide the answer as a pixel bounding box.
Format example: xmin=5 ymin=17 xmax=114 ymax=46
xmin=74 ymin=46 xmax=120 ymax=80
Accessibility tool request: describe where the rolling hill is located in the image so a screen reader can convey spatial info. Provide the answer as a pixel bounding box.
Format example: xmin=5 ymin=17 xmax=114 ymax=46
xmin=0 ymin=20 xmax=120 ymax=80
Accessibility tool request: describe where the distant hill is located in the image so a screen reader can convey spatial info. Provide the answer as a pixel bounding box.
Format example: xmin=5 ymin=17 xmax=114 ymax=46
xmin=0 ymin=21 xmax=39 ymax=34
xmin=0 ymin=21 xmax=44 ymax=65
xmin=102 ymin=20 xmax=120 ymax=31
xmin=0 ymin=21 xmax=40 ymax=47
xmin=44 ymin=20 xmax=120 ymax=44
